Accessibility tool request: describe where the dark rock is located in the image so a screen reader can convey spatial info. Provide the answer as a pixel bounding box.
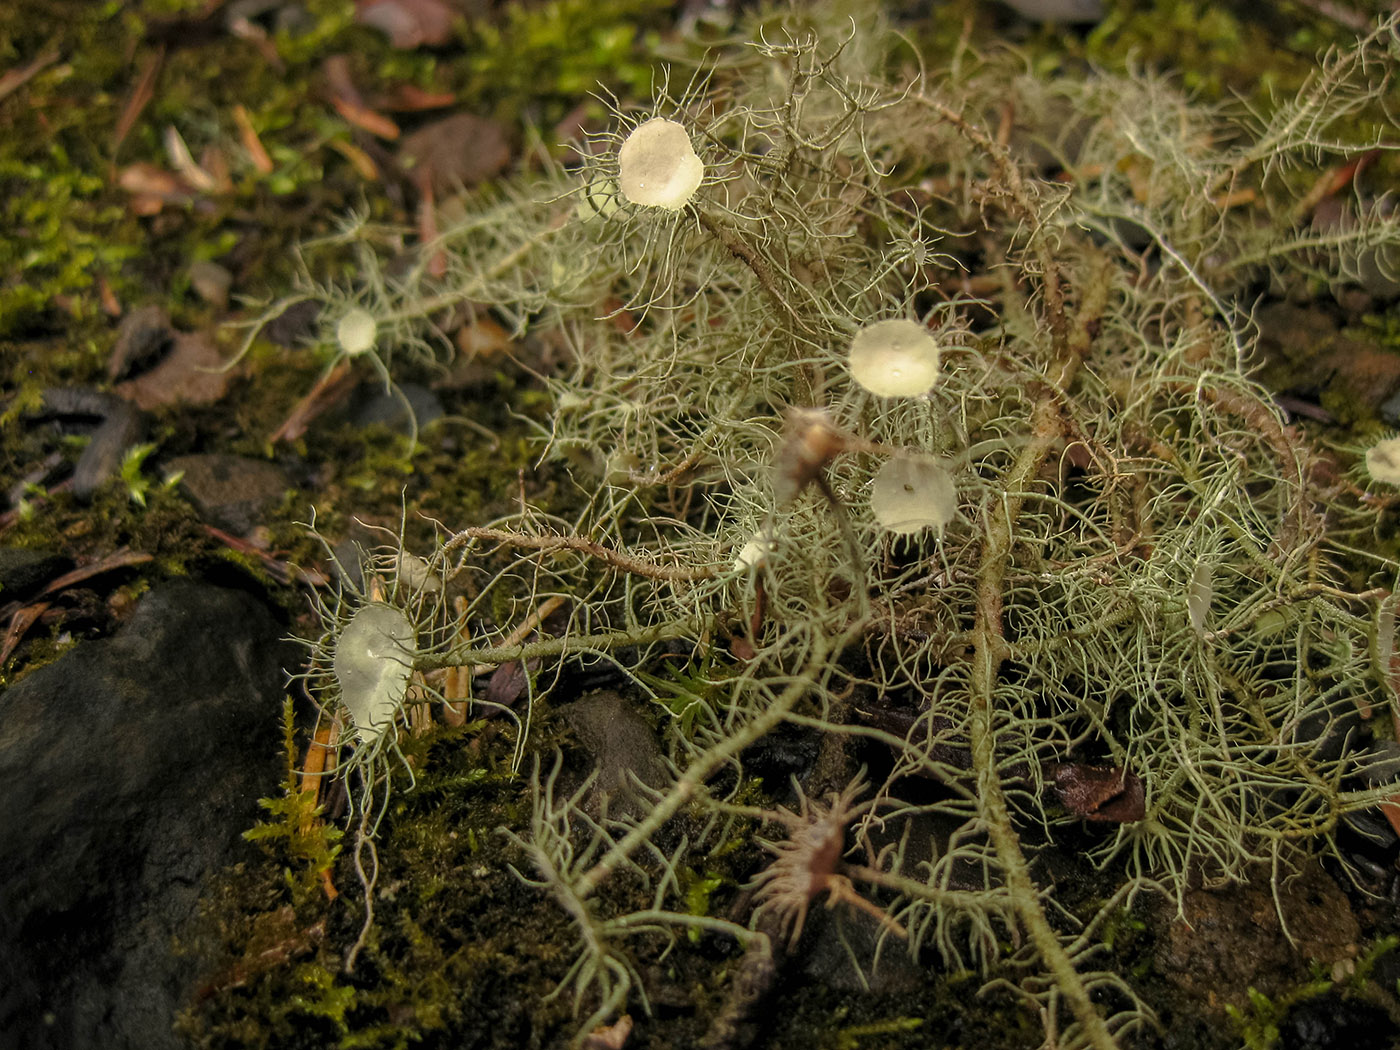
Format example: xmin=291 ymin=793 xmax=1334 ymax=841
xmin=1254 ymin=301 xmax=1400 ymax=416
xmin=0 ymin=548 xmax=73 ymax=602
xmin=0 ymin=580 xmax=290 ymax=1050
xmin=1152 ymin=861 xmax=1359 ymax=1019
xmin=74 ymin=400 xmax=144 ymax=501
xmin=999 ymin=0 xmax=1103 ymax=23
xmin=558 ymin=689 xmax=667 ymax=817
xmin=797 ymin=909 xmax=923 ymax=995
xmin=349 ymin=380 xmax=444 ymax=435
xmin=187 ymin=261 xmax=232 ymax=308
xmin=112 ymin=331 xmax=230 ymax=411
xmin=1279 ymin=992 xmax=1394 ymax=1050
xmin=108 ymin=305 xmax=174 ymax=382
xmin=261 ymin=298 xmax=320 ymax=348
xmin=34 ymin=388 xmax=146 ymax=501
xmin=166 ymin=453 xmax=291 ymax=534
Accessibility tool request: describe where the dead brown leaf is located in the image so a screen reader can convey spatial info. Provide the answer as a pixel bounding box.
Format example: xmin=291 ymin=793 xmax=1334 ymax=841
xmin=330 ymin=95 xmax=401 ymax=140
xmin=327 ymin=138 xmax=380 ymax=181
xmin=1381 ymin=796 xmax=1400 ymax=840
xmin=356 ymin=0 xmax=457 ymax=49
xmin=382 ymin=83 xmax=457 ymax=111
xmin=398 ymin=112 xmax=511 ymax=197
xmin=582 ymin=1015 xmax=632 ymax=1050
xmin=97 ymin=276 xmax=122 ymax=318
xmin=0 ymin=601 xmax=52 ymax=665
xmin=453 ymin=315 xmax=512 ymax=361
xmin=1 ymin=548 xmax=156 ymax=663
xmin=118 ymin=162 xmax=194 ymax=216
xmin=232 ymin=104 xmax=274 ymax=174
xmin=113 ymin=330 xmax=230 ymax=410
xmin=1050 ymin=762 xmax=1146 ymax=823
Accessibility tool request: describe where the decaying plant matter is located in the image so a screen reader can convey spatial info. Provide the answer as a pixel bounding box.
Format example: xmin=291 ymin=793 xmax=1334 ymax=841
xmin=291 ymin=8 xmax=1400 ymax=1047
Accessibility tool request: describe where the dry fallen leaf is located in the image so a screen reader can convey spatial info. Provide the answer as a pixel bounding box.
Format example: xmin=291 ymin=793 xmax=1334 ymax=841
xmin=232 ymin=103 xmax=274 ymax=174
xmin=323 ymin=54 xmax=402 ymax=139
xmin=330 ymin=95 xmax=401 ymax=140
xmin=1050 ymin=762 xmax=1146 ymax=823
xmin=453 ymin=315 xmax=512 ymax=361
xmin=356 ymin=0 xmax=457 ymax=49
xmin=118 ymin=162 xmax=194 ymax=216
xmin=1 ymin=548 xmax=155 ymax=663
xmin=382 ymin=83 xmax=457 ymax=111
xmin=327 ymin=138 xmax=380 ymax=181
xmin=113 ymin=330 xmax=230 ymax=410
xmin=582 ymin=1015 xmax=632 ymax=1050
xmin=398 ymin=112 xmax=511 ymax=196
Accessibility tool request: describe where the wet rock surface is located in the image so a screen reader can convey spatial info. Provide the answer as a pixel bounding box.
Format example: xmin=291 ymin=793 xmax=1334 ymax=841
xmin=167 ymin=453 xmax=291 ymax=535
xmin=0 ymin=548 xmax=73 ymax=602
xmin=1151 ymin=861 xmax=1362 ymax=1044
xmin=0 ymin=580 xmax=291 ymax=1050
xmin=558 ymin=689 xmax=668 ymax=817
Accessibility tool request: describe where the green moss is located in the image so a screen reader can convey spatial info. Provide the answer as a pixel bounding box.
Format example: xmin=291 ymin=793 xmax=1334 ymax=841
xmin=244 ymin=698 xmax=345 ymax=908
xmin=461 ymin=0 xmax=672 ymax=118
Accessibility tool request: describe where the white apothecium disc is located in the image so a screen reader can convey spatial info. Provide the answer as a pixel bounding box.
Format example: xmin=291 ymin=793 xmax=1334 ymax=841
xmin=333 ymin=602 xmax=415 ymax=744
xmin=337 ymin=308 xmax=378 ymax=357
xmin=848 ymin=319 xmax=941 ymax=397
xmin=870 ymin=456 xmax=956 ymax=535
xmin=1366 ymin=436 xmax=1400 ymax=485
xmin=733 ymin=531 xmax=776 ymax=572
xmin=617 ymin=118 xmax=704 ymax=210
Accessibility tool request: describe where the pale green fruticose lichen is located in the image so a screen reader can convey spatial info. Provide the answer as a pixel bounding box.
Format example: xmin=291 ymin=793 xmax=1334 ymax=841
xmin=285 ymin=9 xmax=1400 ymax=1048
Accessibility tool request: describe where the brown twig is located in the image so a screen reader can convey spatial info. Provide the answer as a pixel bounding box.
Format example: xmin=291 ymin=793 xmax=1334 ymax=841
xmin=1 ymin=548 xmax=156 ymax=663
xmin=112 ymin=48 xmax=164 ymax=161
xmin=269 ymin=359 xmax=357 ymax=444
xmin=442 ymin=525 xmax=718 ymax=582
xmin=0 ymin=45 xmax=60 ymax=103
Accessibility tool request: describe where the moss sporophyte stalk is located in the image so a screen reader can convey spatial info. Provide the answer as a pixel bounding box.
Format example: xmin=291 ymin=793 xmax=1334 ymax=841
xmin=267 ymin=8 xmax=1400 ymax=1048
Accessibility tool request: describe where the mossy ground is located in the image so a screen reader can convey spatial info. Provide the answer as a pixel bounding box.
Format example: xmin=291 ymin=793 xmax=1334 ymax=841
xmin=4 ymin=1 xmax=1400 ymax=1048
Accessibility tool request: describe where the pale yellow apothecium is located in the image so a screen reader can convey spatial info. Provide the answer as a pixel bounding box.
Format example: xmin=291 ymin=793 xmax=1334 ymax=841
xmin=617 ymin=118 xmax=704 ymax=211
xmin=847 ymin=319 xmax=941 ymax=398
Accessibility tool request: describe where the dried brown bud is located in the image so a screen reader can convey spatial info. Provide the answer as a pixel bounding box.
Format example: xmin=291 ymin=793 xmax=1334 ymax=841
xmin=773 ymin=408 xmax=847 ymax=503
xmin=1050 ymin=762 xmax=1146 ymax=823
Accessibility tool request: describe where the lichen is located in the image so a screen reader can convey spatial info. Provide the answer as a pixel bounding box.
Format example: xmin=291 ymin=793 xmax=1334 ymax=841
xmin=10 ymin=1 xmax=1394 ymax=1048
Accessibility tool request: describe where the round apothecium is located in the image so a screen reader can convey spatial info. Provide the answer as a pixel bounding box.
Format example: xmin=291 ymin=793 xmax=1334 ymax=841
xmin=1366 ymin=436 xmax=1400 ymax=485
xmin=848 ymin=319 xmax=941 ymax=397
xmin=617 ymin=118 xmax=704 ymax=210
xmin=870 ymin=456 xmax=956 ymax=535
xmin=733 ymin=531 xmax=776 ymax=572
xmin=333 ymin=602 xmax=416 ymax=745
xmin=337 ymin=307 xmax=378 ymax=357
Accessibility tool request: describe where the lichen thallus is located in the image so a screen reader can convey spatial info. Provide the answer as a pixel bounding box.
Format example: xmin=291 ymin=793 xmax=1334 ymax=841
xmin=283 ymin=11 xmax=1400 ymax=1048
